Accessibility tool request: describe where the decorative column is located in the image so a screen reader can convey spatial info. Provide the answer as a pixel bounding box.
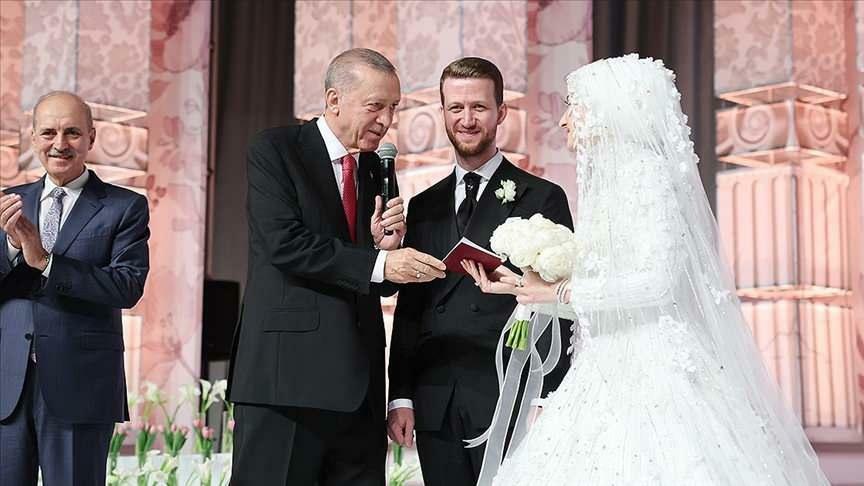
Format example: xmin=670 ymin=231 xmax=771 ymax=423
xmin=715 ymin=0 xmax=862 ymax=447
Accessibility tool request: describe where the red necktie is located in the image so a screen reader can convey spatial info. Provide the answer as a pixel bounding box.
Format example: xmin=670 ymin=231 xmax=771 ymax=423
xmin=341 ymin=154 xmax=357 ymax=242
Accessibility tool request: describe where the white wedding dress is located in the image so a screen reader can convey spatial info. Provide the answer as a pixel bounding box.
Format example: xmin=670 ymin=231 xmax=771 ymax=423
xmin=476 ymin=56 xmax=830 ymax=486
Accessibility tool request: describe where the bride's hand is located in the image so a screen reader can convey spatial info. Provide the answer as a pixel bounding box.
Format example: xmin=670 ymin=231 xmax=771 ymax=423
xmin=513 ymin=271 xmax=559 ymax=304
xmin=460 ymin=260 xmax=521 ymax=295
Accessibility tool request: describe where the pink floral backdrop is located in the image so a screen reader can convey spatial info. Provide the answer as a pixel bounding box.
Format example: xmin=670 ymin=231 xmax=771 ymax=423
xmin=715 ymin=0 xmax=863 ymax=480
xmin=0 ymin=0 xmax=209 ymax=426
xmin=525 ymin=0 xmax=592 ymax=210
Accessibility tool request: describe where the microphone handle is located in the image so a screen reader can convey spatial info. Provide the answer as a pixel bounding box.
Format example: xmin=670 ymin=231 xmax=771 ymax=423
xmin=382 ymin=158 xmax=395 ymax=236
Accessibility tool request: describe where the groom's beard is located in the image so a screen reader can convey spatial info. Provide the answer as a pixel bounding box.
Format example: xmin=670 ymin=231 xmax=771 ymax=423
xmin=445 ymin=124 xmax=496 ymax=158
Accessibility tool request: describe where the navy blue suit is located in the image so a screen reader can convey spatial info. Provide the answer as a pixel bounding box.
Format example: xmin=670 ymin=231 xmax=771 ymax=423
xmin=0 ymin=171 xmax=150 ymax=485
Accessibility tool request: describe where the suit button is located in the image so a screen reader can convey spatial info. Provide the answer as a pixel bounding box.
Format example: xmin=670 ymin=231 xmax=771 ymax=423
xmin=436 ymin=305 xmax=446 ymax=314
xmin=24 ymin=333 xmax=33 ymax=341
xmin=469 ymin=304 xmax=479 ymax=312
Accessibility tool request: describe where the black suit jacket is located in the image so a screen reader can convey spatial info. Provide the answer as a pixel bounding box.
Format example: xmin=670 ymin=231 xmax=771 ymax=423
xmin=389 ymin=159 xmax=573 ymax=431
xmin=0 ymin=172 xmax=150 ymax=423
xmin=228 ymin=120 xmax=393 ymax=417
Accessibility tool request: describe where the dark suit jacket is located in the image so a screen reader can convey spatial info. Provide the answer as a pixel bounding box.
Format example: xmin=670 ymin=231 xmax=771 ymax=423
xmin=228 ymin=121 xmax=394 ymax=417
xmin=388 ymin=159 xmax=573 ymax=431
xmin=0 ymin=171 xmax=150 ymax=424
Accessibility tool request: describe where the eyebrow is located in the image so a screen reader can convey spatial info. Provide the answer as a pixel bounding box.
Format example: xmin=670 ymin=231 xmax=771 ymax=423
xmin=447 ymin=101 xmax=488 ymax=107
xmin=38 ymin=127 xmax=84 ymax=132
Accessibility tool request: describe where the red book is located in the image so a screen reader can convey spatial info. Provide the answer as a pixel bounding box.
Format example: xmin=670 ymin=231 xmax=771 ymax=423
xmin=443 ymin=237 xmax=505 ymax=274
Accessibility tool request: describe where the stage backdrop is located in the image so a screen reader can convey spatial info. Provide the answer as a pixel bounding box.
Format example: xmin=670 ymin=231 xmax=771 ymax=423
xmin=0 ymin=0 xmax=210 ymax=427
xmin=714 ymin=1 xmax=864 ymax=482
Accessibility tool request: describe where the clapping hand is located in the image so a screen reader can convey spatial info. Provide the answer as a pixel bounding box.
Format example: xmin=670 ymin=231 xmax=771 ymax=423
xmin=371 ymin=196 xmax=406 ymax=251
xmin=0 ymin=191 xmax=48 ymax=270
xmin=0 ymin=191 xmax=23 ymax=248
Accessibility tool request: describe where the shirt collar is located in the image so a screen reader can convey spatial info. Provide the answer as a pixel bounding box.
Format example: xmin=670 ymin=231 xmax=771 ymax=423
xmin=42 ymin=168 xmax=89 ymax=200
xmin=455 ymin=150 xmax=503 ymax=185
xmin=316 ymin=116 xmax=354 ymax=162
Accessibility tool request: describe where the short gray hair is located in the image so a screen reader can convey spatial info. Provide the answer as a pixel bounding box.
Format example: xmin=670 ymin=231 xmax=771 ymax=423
xmin=32 ymin=91 xmax=94 ymax=130
xmin=324 ymin=48 xmax=397 ymax=92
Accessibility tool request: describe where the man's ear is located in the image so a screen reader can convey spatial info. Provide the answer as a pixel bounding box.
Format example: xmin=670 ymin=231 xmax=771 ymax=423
xmin=89 ymin=128 xmax=96 ymax=150
xmin=325 ymin=88 xmax=340 ymax=115
xmin=497 ymin=103 xmax=508 ymax=125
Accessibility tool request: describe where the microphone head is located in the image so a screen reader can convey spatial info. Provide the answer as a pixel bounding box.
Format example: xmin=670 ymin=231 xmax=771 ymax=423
xmin=377 ymin=142 xmax=398 ymax=160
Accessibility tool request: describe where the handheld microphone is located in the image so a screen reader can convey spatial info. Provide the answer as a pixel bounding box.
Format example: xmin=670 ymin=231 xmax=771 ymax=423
xmin=376 ymin=142 xmax=398 ymax=203
xmin=376 ymin=143 xmax=398 ymax=236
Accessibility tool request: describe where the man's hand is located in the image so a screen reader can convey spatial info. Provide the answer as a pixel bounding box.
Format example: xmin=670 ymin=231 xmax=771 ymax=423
xmin=371 ymin=196 xmax=406 ymax=250
xmin=387 ymin=407 xmax=415 ymax=447
xmin=1 ymin=192 xmax=23 ymax=249
xmin=384 ymin=248 xmax=446 ymax=284
xmin=15 ymin=217 xmax=47 ymax=271
xmin=1 ymin=192 xmax=47 ymax=271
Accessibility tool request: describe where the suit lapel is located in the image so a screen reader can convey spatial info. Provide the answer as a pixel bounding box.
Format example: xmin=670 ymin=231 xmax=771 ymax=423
xmin=356 ymin=152 xmax=378 ymax=247
xmin=51 ymin=170 xmax=106 ymax=256
xmin=434 ymin=172 xmax=459 ymax=254
xmin=22 ymin=178 xmax=43 ymax=228
xmin=464 ymin=159 xmax=528 ymax=247
xmin=435 ymin=159 xmax=528 ymax=304
xmin=298 ymin=121 xmax=351 ymax=242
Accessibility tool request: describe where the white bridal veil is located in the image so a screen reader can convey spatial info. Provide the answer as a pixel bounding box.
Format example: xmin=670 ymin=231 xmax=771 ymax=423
xmin=472 ymin=54 xmax=829 ymax=486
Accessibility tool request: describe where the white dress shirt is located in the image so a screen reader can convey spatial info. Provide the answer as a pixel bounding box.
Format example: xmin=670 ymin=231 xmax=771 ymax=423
xmin=453 ymin=150 xmax=504 ymax=211
xmin=7 ymin=168 xmax=90 ymax=277
xmin=388 ymin=150 xmax=504 ymax=413
xmin=316 ymin=117 xmax=388 ymax=283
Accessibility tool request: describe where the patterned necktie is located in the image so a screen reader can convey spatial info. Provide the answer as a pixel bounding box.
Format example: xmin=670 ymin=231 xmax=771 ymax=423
xmin=41 ymin=187 xmax=66 ymax=252
xmin=341 ymin=154 xmax=357 ymax=242
xmin=456 ymin=172 xmax=481 ymax=235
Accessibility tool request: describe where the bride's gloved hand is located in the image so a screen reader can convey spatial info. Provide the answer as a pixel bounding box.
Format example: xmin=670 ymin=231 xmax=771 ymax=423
xmin=460 ymin=260 xmax=521 ymax=295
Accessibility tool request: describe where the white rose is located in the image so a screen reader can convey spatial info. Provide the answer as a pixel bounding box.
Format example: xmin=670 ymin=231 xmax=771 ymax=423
xmin=491 ymin=215 xmax=576 ymax=270
xmin=496 ymin=179 xmax=517 ymax=203
xmin=508 ymin=240 xmax=542 ymax=268
xmin=490 ymin=217 xmax=532 ymax=257
xmin=534 ymin=240 xmax=579 ymax=282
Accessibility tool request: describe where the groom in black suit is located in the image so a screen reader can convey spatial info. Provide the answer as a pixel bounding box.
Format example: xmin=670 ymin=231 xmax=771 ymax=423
xmin=228 ymin=48 xmax=446 ymax=485
xmin=387 ymin=58 xmax=573 ymax=485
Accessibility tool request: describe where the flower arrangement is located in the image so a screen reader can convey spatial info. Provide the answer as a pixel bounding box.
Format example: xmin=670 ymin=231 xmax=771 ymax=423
xmin=494 ymin=179 xmax=518 ymax=204
xmin=490 ymin=214 xmax=579 ymax=349
xmin=388 ymin=443 xmax=420 ymax=486
xmin=103 ymin=379 xmax=409 ymax=485
xmin=107 ymin=379 xmax=231 ymax=486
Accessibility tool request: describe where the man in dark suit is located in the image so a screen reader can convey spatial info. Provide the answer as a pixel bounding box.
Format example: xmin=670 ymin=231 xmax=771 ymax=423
xmin=387 ymin=58 xmax=573 ymax=486
xmin=227 ymin=48 xmax=446 ymax=485
xmin=0 ymin=91 xmax=150 ymax=485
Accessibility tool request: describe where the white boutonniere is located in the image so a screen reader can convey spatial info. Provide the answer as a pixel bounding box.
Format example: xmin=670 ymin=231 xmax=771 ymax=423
xmin=494 ymin=179 xmax=517 ymax=204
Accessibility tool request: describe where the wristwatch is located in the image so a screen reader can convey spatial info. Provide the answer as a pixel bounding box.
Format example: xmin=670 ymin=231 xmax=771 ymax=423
xmin=42 ymin=252 xmax=52 ymax=270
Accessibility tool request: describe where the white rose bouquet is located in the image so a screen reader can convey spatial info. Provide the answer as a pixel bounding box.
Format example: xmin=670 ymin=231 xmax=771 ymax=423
xmin=489 ymin=214 xmax=579 ymax=349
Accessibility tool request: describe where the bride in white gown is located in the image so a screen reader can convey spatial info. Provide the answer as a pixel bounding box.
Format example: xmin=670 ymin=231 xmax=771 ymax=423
xmin=461 ymin=55 xmax=830 ymax=486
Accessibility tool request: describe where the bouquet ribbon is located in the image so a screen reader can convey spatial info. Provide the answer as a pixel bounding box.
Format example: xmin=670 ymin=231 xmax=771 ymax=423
xmin=465 ymin=304 xmax=563 ymax=486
